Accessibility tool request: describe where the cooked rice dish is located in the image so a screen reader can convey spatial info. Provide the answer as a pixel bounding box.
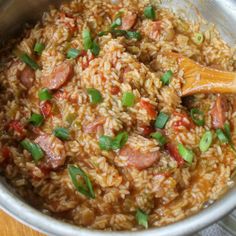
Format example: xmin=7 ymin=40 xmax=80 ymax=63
xmin=1 ymin=0 xmax=236 ymax=231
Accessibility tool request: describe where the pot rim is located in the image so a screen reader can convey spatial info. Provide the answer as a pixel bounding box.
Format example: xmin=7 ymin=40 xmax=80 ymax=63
xmin=0 ymin=180 xmax=236 ymax=236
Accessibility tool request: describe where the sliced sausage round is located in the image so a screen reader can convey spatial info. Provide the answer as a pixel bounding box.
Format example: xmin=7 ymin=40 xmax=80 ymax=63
xmin=119 ymin=145 xmax=159 ymax=170
xmin=83 ymin=117 xmax=106 ymax=134
xmin=35 ymin=134 xmax=66 ymax=169
xmin=18 ymin=66 xmax=35 ymax=89
xmin=41 ymin=62 xmax=74 ymax=90
xmin=210 ymin=95 xmax=228 ymax=129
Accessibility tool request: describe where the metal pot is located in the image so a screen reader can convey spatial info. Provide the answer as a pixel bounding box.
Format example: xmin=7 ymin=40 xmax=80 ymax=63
xmin=0 ymin=0 xmax=236 ymax=235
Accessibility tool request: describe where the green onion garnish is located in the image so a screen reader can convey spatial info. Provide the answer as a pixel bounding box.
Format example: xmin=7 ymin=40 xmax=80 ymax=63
xmin=122 ymin=92 xmax=135 ymax=107
xmin=224 ymin=123 xmax=231 ymax=140
xmin=161 ymin=70 xmax=173 ymax=85
xmin=222 ymin=123 xmax=236 ymax=153
xmin=126 ymin=31 xmax=141 ymax=40
xmin=144 ymin=5 xmax=156 ymax=20
xmin=111 ymin=131 xmax=128 ymax=150
xmin=53 ymin=127 xmax=70 ymax=141
xmin=34 ymin=42 xmax=45 ymax=55
xmin=155 ymin=112 xmax=169 ymax=129
xmin=190 ymin=108 xmax=205 ymax=126
xmin=29 ymin=113 xmax=44 ymax=126
xmin=193 ymin=33 xmax=204 ymax=45
xmin=98 ymin=31 xmax=109 ymax=36
xmin=82 ymin=29 xmax=93 ymax=50
xmin=19 ymin=53 xmax=40 ymax=70
xmin=91 ymin=41 xmax=100 ymax=56
xmin=111 ymin=29 xmax=127 ymax=37
xmin=99 ymin=132 xmax=128 ymax=151
xmin=177 ymin=143 xmax=194 ymax=164
xmin=21 ymin=139 xmax=44 ymax=162
xmin=216 ymin=128 xmax=229 ymax=143
xmin=111 ymin=17 xmax=122 ymax=29
xmin=82 ymin=29 xmax=100 ymax=56
xmin=150 ymin=132 xmax=167 ymax=146
xmin=38 ymin=88 xmax=52 ymax=101
xmin=67 ymin=48 xmax=80 ymax=59
xmin=68 ymin=165 xmax=95 ymax=199
xmin=99 ymin=135 xmax=113 ymax=151
xmin=87 ymin=88 xmax=103 ymax=104
xmin=136 ymin=209 xmax=148 ymax=229
xmin=199 ymin=131 xmax=212 ymax=152
xmin=111 ymin=29 xmax=141 ymax=40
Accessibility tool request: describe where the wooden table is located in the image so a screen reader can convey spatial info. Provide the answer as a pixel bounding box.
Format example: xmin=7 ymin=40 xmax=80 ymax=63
xmin=0 ymin=210 xmax=44 ymax=236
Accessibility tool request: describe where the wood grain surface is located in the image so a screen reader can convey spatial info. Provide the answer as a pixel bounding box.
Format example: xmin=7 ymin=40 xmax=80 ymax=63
xmin=0 ymin=210 xmax=44 ymax=236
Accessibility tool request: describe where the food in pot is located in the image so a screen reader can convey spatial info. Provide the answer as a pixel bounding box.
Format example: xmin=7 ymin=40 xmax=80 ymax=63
xmin=0 ymin=0 xmax=236 ymax=230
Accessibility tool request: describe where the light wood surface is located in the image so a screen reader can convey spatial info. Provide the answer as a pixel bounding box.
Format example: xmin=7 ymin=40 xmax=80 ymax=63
xmin=0 ymin=210 xmax=44 ymax=236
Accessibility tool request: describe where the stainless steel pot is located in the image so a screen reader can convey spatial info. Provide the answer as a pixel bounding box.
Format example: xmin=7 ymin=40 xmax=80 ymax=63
xmin=0 ymin=0 xmax=236 ymax=235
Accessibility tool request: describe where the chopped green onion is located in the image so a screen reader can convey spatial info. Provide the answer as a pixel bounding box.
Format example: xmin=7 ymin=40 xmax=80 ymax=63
xmin=224 ymin=123 xmax=231 ymax=140
xmin=82 ymin=29 xmax=93 ymax=50
xmin=150 ymin=132 xmax=166 ymax=146
xmin=91 ymin=41 xmax=100 ymax=56
xmin=87 ymin=88 xmax=103 ymax=104
xmin=177 ymin=143 xmax=194 ymax=164
xmin=99 ymin=132 xmax=128 ymax=151
xmin=126 ymin=31 xmax=141 ymax=40
xmin=144 ymin=5 xmax=156 ymax=20
xmin=111 ymin=17 xmax=122 ymax=29
xmin=222 ymin=123 xmax=236 ymax=153
xmin=161 ymin=70 xmax=173 ymax=85
xmin=111 ymin=131 xmax=128 ymax=150
xmin=34 ymin=42 xmax=45 ymax=55
xmin=38 ymin=88 xmax=52 ymax=101
xmin=98 ymin=31 xmax=109 ymax=36
xmin=68 ymin=165 xmax=95 ymax=199
xmin=199 ymin=131 xmax=212 ymax=152
xmin=53 ymin=127 xmax=70 ymax=141
xmin=136 ymin=209 xmax=148 ymax=229
xmin=122 ymin=92 xmax=135 ymax=107
xmin=193 ymin=33 xmax=204 ymax=45
xmin=216 ymin=128 xmax=229 ymax=143
xmin=67 ymin=48 xmax=80 ymax=59
xmin=19 ymin=53 xmax=40 ymax=70
xmin=99 ymin=135 xmax=113 ymax=151
xmin=190 ymin=108 xmax=205 ymax=126
xmin=111 ymin=29 xmax=127 ymax=37
xmin=29 ymin=113 xmax=44 ymax=126
xmin=155 ymin=112 xmax=169 ymax=129
xmin=21 ymin=139 xmax=44 ymax=162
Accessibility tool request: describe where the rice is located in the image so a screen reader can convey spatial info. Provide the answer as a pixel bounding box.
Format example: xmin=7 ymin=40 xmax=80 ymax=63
xmin=0 ymin=0 xmax=236 ymax=231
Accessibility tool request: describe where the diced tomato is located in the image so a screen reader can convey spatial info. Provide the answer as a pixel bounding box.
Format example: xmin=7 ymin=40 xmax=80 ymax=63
xmin=9 ymin=120 xmax=24 ymax=134
xmin=140 ymin=124 xmax=154 ymax=136
xmin=166 ymin=143 xmax=184 ymax=166
xmin=140 ymin=99 xmax=157 ymax=119
xmin=80 ymin=50 xmax=87 ymax=57
xmin=172 ymin=112 xmax=194 ymax=131
xmin=101 ymin=76 xmax=106 ymax=82
xmin=40 ymin=101 xmax=52 ymax=118
xmin=110 ymin=86 xmax=120 ymax=95
xmin=2 ymin=146 xmax=11 ymax=159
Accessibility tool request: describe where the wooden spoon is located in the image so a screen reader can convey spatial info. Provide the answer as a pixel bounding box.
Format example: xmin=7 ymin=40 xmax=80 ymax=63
xmin=169 ymin=52 xmax=236 ymax=96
